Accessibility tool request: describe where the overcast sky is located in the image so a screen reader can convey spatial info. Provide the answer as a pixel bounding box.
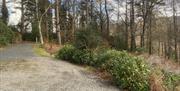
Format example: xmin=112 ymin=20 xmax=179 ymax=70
xmin=7 ymin=0 xmax=21 ymax=25
xmin=2 ymin=0 xmax=180 ymax=25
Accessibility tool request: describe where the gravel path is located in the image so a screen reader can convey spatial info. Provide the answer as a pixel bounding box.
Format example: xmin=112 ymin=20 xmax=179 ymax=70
xmin=0 ymin=43 xmax=36 ymax=60
xmin=0 ymin=43 xmax=119 ymax=91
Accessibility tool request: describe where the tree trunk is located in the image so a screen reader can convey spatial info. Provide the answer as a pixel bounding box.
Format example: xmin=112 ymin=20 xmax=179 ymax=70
xmin=1 ymin=0 xmax=8 ymax=24
xmin=140 ymin=0 xmax=147 ymax=47
xmin=99 ymin=0 xmax=103 ymax=33
xmin=141 ymin=17 xmax=146 ymax=47
xmin=125 ymin=0 xmax=128 ymax=50
xmin=72 ymin=0 xmax=76 ymax=39
xmin=105 ymin=0 xmax=109 ymax=38
xmin=148 ymin=14 xmax=152 ymax=54
xmin=45 ymin=13 xmax=49 ymax=42
xmin=56 ymin=0 xmax=62 ymax=45
xmin=20 ymin=0 xmax=25 ymax=34
xmin=36 ymin=0 xmax=44 ymax=45
xmin=130 ymin=0 xmax=136 ymax=51
xmin=173 ymin=0 xmax=178 ymax=61
xmin=38 ymin=21 xmax=44 ymax=45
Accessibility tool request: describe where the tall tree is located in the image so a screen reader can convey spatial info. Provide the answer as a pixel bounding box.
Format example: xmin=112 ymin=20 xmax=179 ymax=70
xmin=125 ymin=0 xmax=129 ymax=50
xmin=104 ymin=0 xmax=109 ymax=37
xmin=172 ymin=0 xmax=178 ymax=61
xmin=20 ymin=0 xmax=25 ymax=33
xmin=1 ymin=0 xmax=8 ymax=24
xmin=130 ymin=0 xmax=136 ymax=51
xmin=56 ymin=0 xmax=62 ymax=45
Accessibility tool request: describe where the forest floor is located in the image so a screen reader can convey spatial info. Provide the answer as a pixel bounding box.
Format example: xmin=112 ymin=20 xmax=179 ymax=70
xmin=0 ymin=43 xmax=120 ymax=91
xmin=139 ymin=54 xmax=180 ymax=74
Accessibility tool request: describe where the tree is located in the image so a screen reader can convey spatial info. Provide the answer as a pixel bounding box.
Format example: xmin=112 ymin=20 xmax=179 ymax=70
xmin=56 ymin=0 xmax=62 ymax=45
xmin=125 ymin=0 xmax=129 ymax=50
xmin=104 ymin=0 xmax=109 ymax=38
xmin=172 ymin=0 xmax=178 ymax=61
xmin=20 ymin=0 xmax=25 ymax=33
xmin=130 ymin=0 xmax=136 ymax=51
xmin=1 ymin=0 xmax=8 ymax=24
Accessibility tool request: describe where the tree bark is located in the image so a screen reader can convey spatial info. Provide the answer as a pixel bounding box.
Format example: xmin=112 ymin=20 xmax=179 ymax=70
xmin=36 ymin=0 xmax=44 ymax=45
xmin=99 ymin=0 xmax=103 ymax=33
xmin=130 ymin=0 xmax=136 ymax=51
xmin=148 ymin=13 xmax=152 ymax=54
xmin=125 ymin=0 xmax=129 ymax=50
xmin=173 ymin=0 xmax=178 ymax=61
xmin=56 ymin=0 xmax=62 ymax=45
xmin=105 ymin=0 xmax=109 ymax=38
xmin=20 ymin=0 xmax=25 ymax=34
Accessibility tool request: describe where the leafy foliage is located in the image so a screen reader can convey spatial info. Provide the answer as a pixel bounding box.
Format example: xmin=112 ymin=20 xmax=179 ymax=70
xmin=95 ymin=50 xmax=150 ymax=91
xmin=0 ymin=36 xmax=8 ymax=46
xmin=163 ymin=71 xmax=180 ymax=91
xmin=56 ymin=44 xmax=76 ymax=60
xmin=74 ymin=25 xmax=102 ymax=50
xmin=56 ymin=44 xmax=94 ymax=65
xmin=0 ymin=20 xmax=15 ymax=46
xmin=72 ymin=49 xmax=93 ymax=64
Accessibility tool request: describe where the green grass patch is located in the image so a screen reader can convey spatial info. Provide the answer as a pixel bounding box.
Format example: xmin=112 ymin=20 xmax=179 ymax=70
xmin=34 ymin=44 xmax=50 ymax=57
xmin=163 ymin=71 xmax=180 ymax=91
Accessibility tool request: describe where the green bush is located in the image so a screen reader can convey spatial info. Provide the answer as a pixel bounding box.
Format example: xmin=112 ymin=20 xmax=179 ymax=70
xmin=163 ymin=71 xmax=180 ymax=91
xmin=56 ymin=44 xmax=76 ymax=60
xmin=0 ymin=36 xmax=9 ymax=46
xmin=99 ymin=50 xmax=150 ymax=91
xmin=74 ymin=26 xmax=102 ymax=50
xmin=0 ymin=20 xmax=15 ymax=46
xmin=72 ymin=49 xmax=93 ymax=64
xmin=56 ymin=44 xmax=95 ymax=65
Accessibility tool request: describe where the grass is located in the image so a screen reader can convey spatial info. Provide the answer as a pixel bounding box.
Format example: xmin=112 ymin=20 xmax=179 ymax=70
xmin=34 ymin=44 xmax=51 ymax=57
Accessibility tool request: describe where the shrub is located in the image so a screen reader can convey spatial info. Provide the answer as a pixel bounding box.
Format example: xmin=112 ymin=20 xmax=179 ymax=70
xmin=93 ymin=49 xmax=120 ymax=68
xmin=74 ymin=25 xmax=102 ymax=50
xmin=163 ymin=71 xmax=180 ymax=91
xmin=0 ymin=36 xmax=9 ymax=46
xmin=56 ymin=44 xmax=95 ymax=65
xmin=56 ymin=44 xmax=76 ymax=60
xmin=0 ymin=20 xmax=15 ymax=46
xmin=72 ymin=49 xmax=93 ymax=64
xmin=99 ymin=50 xmax=150 ymax=91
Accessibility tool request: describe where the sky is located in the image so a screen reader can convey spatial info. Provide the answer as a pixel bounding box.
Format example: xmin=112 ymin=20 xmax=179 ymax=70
xmin=1 ymin=0 xmax=180 ymax=25
xmin=7 ymin=0 xmax=21 ymax=25
xmin=0 ymin=0 xmax=21 ymax=25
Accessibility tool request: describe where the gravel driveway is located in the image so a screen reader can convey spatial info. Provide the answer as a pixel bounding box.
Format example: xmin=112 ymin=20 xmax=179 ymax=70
xmin=0 ymin=43 xmax=120 ymax=91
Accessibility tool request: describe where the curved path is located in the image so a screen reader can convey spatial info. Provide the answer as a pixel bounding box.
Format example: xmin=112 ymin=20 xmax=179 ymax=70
xmin=0 ymin=43 xmax=119 ymax=91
